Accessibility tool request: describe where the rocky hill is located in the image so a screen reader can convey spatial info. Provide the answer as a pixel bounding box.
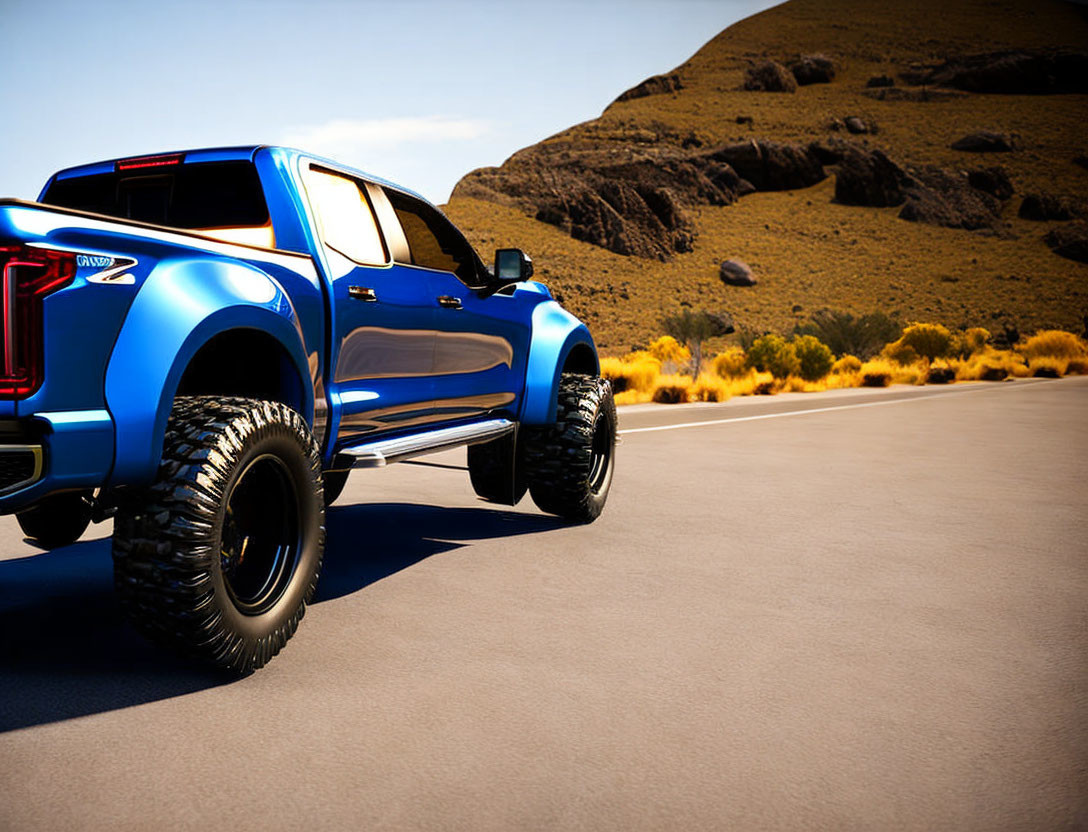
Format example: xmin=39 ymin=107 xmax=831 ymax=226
xmin=445 ymin=0 xmax=1088 ymax=354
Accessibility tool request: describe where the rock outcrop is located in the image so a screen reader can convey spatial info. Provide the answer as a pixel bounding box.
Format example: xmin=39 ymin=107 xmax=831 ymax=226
xmin=743 ymin=61 xmax=797 ymax=92
xmin=615 ymin=73 xmax=684 ymax=103
xmin=1019 ymin=193 xmax=1076 ymax=221
xmin=790 ymin=54 xmax=835 ymax=85
xmin=1044 ymin=223 xmax=1088 ymax=262
xmin=951 ymin=131 xmax=1015 ymax=152
xmin=906 ymin=50 xmax=1088 ymax=94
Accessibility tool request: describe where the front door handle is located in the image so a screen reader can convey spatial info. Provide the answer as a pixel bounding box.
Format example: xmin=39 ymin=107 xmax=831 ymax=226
xmin=437 ymin=295 xmax=463 ymax=309
xmin=349 ymin=286 xmax=377 ymax=302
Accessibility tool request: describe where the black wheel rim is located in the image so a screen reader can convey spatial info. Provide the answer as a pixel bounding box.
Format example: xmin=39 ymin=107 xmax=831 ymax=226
xmin=220 ymin=454 xmax=301 ymax=615
xmin=588 ymin=411 xmax=614 ymax=495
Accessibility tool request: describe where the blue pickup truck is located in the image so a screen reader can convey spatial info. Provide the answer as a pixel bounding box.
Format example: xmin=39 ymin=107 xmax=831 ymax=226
xmin=0 ymin=146 xmax=615 ymax=671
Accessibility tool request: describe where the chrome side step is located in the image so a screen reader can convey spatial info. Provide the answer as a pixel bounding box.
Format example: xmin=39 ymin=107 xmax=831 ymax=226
xmin=332 ymin=418 xmax=514 ymax=470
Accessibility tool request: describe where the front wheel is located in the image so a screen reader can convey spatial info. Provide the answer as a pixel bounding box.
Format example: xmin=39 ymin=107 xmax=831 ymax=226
xmin=112 ymin=397 xmax=325 ymax=673
xmin=522 ymin=374 xmax=616 ymax=523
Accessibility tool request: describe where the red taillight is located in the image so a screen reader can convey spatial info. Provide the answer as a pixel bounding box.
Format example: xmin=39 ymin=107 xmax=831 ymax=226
xmin=0 ymin=246 xmax=77 ymax=398
xmin=116 ymin=153 xmax=183 ymax=171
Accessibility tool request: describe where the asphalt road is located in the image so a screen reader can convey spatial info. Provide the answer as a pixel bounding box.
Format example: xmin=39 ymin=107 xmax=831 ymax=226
xmin=2 ymin=378 xmax=1086 ymax=831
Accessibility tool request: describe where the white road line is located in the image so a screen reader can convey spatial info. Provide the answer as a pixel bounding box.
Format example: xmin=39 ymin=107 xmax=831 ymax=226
xmin=618 ymin=382 xmax=1036 ymax=435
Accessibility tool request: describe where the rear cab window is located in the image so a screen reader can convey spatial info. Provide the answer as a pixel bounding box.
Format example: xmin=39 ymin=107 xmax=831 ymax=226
xmin=42 ymin=160 xmax=277 ymax=249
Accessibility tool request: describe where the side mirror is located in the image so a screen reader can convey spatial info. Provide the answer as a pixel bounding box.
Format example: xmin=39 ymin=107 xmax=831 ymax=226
xmin=494 ymin=248 xmax=534 ymax=284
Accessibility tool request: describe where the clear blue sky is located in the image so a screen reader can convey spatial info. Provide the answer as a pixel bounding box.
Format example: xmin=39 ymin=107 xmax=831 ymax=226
xmin=2 ymin=0 xmax=779 ymax=205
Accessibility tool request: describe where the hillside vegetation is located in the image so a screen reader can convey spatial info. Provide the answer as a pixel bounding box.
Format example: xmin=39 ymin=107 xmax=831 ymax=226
xmin=445 ymin=0 xmax=1088 ymax=355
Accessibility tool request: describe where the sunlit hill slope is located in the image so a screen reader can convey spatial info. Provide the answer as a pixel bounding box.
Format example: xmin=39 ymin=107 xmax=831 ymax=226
xmin=444 ymin=0 xmax=1088 ymax=354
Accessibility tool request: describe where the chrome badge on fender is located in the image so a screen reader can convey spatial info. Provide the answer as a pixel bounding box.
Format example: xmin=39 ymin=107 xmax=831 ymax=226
xmin=77 ymin=253 xmax=137 ymax=285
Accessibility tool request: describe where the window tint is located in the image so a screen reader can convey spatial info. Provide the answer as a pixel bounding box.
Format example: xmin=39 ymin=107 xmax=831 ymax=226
xmin=43 ymin=161 xmax=271 ymax=231
xmin=384 ymin=188 xmax=483 ymax=286
xmin=303 ymin=167 xmax=388 ymax=266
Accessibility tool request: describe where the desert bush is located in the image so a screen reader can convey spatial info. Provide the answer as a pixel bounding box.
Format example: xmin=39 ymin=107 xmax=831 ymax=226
xmin=891 ymin=363 xmax=927 ymax=385
xmin=885 ymin=322 xmax=955 ymax=362
xmin=831 ymin=354 xmax=862 ymax=374
xmin=793 ymin=309 xmax=901 ymax=359
xmin=827 ymin=370 xmax=862 ymax=388
xmin=1017 ymin=330 xmax=1088 ymax=361
xmin=753 ymin=377 xmax=778 ymax=395
xmin=791 ymin=335 xmax=834 ymax=381
xmin=720 ymin=370 xmax=775 ymax=397
xmin=691 ymin=374 xmax=732 ymax=402
xmin=952 ymin=327 xmax=991 ymax=357
xmin=926 ymin=360 xmax=956 ymax=384
xmin=746 ymin=334 xmax=800 ymax=379
xmin=651 ymin=374 xmax=693 ymax=403
xmin=1028 ymin=356 xmax=1066 ymax=377
xmin=646 ymin=335 xmax=690 ymax=367
xmin=860 ymin=359 xmax=894 ymax=387
xmin=600 ymin=354 xmax=660 ymax=395
xmin=661 ymin=309 xmax=717 ymax=376
xmin=736 ymin=328 xmax=762 ymax=351
xmin=956 ymin=349 xmax=1029 ymax=381
xmin=1066 ymin=357 xmax=1088 ymax=375
xmin=712 ymin=348 xmax=748 ymax=378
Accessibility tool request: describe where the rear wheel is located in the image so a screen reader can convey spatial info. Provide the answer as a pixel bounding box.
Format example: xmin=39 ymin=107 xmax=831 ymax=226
xmin=522 ymin=374 xmax=616 ymax=523
xmin=112 ymin=396 xmax=325 ymax=673
xmin=16 ymin=490 xmax=93 ymax=548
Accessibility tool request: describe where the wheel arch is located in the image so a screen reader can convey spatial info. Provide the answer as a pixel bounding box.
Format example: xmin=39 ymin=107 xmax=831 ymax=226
xmin=105 ymin=259 xmax=315 ymax=485
xmin=519 ymin=300 xmax=599 ymax=425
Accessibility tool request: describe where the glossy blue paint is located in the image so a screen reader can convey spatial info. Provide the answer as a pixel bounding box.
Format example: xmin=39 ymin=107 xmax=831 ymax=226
xmin=520 ymin=296 xmax=599 ymax=425
xmin=105 ymin=257 xmax=314 ymax=485
xmin=0 ymin=144 xmax=601 ymax=512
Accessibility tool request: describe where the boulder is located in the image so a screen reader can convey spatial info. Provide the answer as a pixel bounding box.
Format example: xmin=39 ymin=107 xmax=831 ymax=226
xmin=708 ymin=140 xmax=826 ymax=191
xmin=719 ymin=260 xmax=756 ymax=287
xmin=967 ymin=167 xmax=1014 ymax=201
xmin=866 ymin=75 xmax=895 ymax=88
xmin=844 ymin=116 xmax=872 ymax=135
xmin=614 ymin=73 xmax=684 ymax=103
xmin=743 ymin=61 xmax=797 ymax=93
xmin=898 ymin=167 xmax=1002 ymax=230
xmin=834 ymin=148 xmax=909 ymax=207
xmin=707 ymin=311 xmax=736 ymax=336
xmin=1019 ymin=193 xmax=1075 ymax=221
xmin=950 ymin=131 xmax=1015 ymax=152
xmin=790 ymin=54 xmax=835 ymax=85
xmin=1044 ymin=223 xmax=1088 ymax=263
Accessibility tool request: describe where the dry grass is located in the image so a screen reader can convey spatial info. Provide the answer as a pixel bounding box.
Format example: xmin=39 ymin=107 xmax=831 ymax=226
xmin=955 ymin=349 xmax=1031 ymax=381
xmin=651 ymin=374 xmax=693 ymax=403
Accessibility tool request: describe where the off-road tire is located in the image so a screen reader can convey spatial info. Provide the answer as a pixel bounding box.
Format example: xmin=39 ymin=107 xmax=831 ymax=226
xmin=323 ymin=470 xmax=349 ymax=506
xmin=112 ymin=396 xmax=325 ymax=673
xmin=16 ymin=490 xmax=93 ymax=548
xmin=523 ymin=374 xmax=616 ymax=523
xmin=467 ymin=429 xmax=527 ymax=506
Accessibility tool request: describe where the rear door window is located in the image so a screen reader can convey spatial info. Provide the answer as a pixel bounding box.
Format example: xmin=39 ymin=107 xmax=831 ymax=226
xmin=302 ymin=166 xmax=389 ymax=266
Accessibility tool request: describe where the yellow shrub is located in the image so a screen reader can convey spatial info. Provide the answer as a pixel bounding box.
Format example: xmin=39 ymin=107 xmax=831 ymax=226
xmin=1066 ymin=357 xmax=1088 ymax=375
xmin=882 ymin=340 xmax=919 ymax=365
xmin=1017 ymin=330 xmax=1088 ymax=361
xmin=647 ymin=335 xmax=691 ymax=366
xmin=956 ymin=349 xmax=1028 ymax=381
xmin=613 ymin=389 xmax=649 ymax=406
xmin=723 ymin=370 xmax=775 ymax=397
xmin=832 ymin=355 xmax=862 ymax=374
xmin=827 ymin=370 xmax=862 ymax=389
xmin=958 ymin=327 xmax=991 ymax=356
xmin=1028 ymin=356 xmax=1066 ymax=377
xmin=691 ymin=374 xmax=732 ymax=402
xmin=651 ymin=374 xmax=693 ymax=404
xmin=926 ymin=360 xmax=956 ymax=384
xmin=860 ymin=359 xmax=894 ymax=387
xmin=891 ymin=363 xmax=927 ymax=385
xmin=600 ymin=354 xmax=660 ymax=395
xmin=712 ymin=348 xmax=748 ymax=379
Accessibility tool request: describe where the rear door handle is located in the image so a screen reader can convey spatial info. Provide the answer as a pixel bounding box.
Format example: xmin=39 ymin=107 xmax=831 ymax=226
xmin=437 ymin=295 xmax=463 ymax=309
xmin=349 ymin=286 xmax=377 ymax=302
